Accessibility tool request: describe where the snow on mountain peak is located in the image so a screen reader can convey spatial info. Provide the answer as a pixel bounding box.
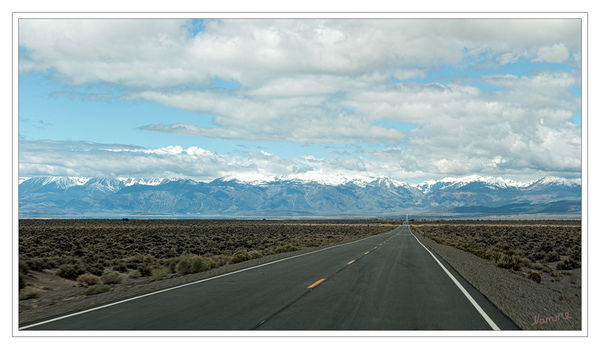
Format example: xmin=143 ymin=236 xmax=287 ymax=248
xmin=422 ymin=175 xmax=530 ymax=188
xmin=18 ymin=175 xmax=580 ymax=192
xmin=30 ymin=176 xmax=91 ymax=188
xmin=117 ymin=177 xmax=172 ymax=186
xmin=531 ymin=176 xmax=581 ymax=186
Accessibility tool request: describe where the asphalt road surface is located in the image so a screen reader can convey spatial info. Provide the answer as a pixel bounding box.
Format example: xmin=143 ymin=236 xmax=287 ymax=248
xmin=21 ymin=225 xmax=519 ymax=331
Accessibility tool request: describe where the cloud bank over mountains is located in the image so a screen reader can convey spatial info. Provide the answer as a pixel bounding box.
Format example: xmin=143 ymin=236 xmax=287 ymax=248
xmin=19 ymin=139 xmax=580 ymax=184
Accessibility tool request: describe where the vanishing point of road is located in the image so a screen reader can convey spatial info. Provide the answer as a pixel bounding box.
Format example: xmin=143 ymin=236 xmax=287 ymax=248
xmin=20 ymin=225 xmax=519 ymax=331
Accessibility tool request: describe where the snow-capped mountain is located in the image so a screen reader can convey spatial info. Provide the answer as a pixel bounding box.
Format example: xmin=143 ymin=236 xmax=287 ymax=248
xmin=19 ymin=176 xmax=90 ymax=190
xmin=117 ymin=177 xmax=174 ymax=187
xmin=18 ymin=175 xmax=581 ymax=218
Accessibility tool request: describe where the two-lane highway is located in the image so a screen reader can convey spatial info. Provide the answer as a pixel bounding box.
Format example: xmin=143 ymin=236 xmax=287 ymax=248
xmin=21 ymin=225 xmax=519 ymax=330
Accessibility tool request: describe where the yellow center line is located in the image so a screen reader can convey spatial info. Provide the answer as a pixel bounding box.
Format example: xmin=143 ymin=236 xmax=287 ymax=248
xmin=308 ymin=278 xmax=326 ymax=289
xmin=373 ymin=246 xmax=378 ymax=249
xmin=364 ymin=251 xmax=369 ymax=255
xmin=347 ymin=259 xmax=355 ymax=265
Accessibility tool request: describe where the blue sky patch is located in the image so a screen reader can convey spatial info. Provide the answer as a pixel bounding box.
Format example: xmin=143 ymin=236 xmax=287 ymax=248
xmin=572 ymin=112 xmax=581 ymax=126
xmin=375 ymin=120 xmax=417 ymax=132
xmin=184 ymin=19 xmax=207 ymax=38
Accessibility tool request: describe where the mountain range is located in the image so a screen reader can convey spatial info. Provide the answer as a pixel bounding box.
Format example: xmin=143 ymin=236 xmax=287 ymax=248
xmin=18 ymin=176 xmax=581 ymax=218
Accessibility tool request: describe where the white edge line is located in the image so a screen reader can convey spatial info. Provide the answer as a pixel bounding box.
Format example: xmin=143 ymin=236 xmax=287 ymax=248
xmin=19 ymin=228 xmax=396 ymax=330
xmin=407 ymin=225 xmax=501 ymax=331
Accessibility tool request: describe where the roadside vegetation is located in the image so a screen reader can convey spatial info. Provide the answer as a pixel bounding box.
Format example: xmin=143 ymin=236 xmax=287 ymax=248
xmin=410 ymin=221 xmax=581 ymax=283
xmin=19 ymin=219 xmax=395 ymax=298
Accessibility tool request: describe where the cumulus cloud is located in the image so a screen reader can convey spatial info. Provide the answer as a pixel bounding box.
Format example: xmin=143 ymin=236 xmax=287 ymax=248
xmin=19 ymin=19 xmax=581 ymax=87
xmin=19 ymin=133 xmax=581 ymax=183
xmin=132 ymin=71 xmax=580 ymax=159
xmin=18 ymin=18 xmax=582 ymax=181
xmin=534 ymin=43 xmax=570 ymax=63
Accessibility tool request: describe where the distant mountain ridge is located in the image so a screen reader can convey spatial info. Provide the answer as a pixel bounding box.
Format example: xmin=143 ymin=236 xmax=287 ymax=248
xmin=18 ymin=175 xmax=581 ymax=218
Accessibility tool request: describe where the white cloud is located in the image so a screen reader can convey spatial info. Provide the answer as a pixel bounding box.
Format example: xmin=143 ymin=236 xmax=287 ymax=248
xmin=18 ymin=19 xmax=582 ymax=180
xmin=116 ymin=70 xmax=583 ymax=179
xmin=132 ymin=71 xmax=579 ymax=151
xmin=19 ymin=19 xmax=581 ymax=87
xmin=534 ymin=43 xmax=570 ymax=63
xmin=18 ymin=140 xmax=308 ymax=181
xmin=392 ymin=69 xmax=427 ymax=81
xmin=19 ymin=132 xmax=581 ymax=183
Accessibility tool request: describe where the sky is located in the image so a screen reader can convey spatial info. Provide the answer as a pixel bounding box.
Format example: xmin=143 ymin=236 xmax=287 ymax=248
xmin=18 ymin=18 xmax=582 ymax=184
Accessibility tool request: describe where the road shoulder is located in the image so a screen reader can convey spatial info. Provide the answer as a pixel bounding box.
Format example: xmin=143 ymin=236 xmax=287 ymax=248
xmin=411 ymin=227 xmax=581 ymax=330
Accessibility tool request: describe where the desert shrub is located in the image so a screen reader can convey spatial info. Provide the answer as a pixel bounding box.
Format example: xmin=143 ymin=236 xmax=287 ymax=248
xmin=25 ymin=259 xmax=44 ymax=272
xmin=100 ymin=271 xmax=122 ymax=284
xmin=19 ymin=219 xmax=396 ymax=277
xmin=231 ymin=250 xmax=250 ymax=264
xmin=26 ymin=258 xmax=55 ymax=272
xmin=19 ymin=288 xmax=41 ymax=300
xmin=540 ymin=243 xmax=553 ymax=253
xmin=126 ymin=262 xmax=140 ymax=270
xmin=56 ymin=264 xmax=86 ymax=280
xmin=275 ymin=244 xmax=298 ymax=254
xmin=151 ymin=266 xmax=171 ymax=281
xmin=86 ymin=264 xmax=105 ymax=276
xmin=489 ymin=251 xmax=503 ymax=261
xmin=544 ymin=251 xmax=560 ymax=263
xmin=84 ymin=284 xmax=110 ymax=296
xmin=143 ymin=255 xmax=156 ymax=265
xmin=527 ymin=251 xmax=543 ymax=262
xmin=176 ymin=256 xmax=194 ymax=275
xmin=76 ymin=273 xmax=100 ymax=287
xmin=128 ymin=269 xmax=141 ymax=278
xmin=176 ymin=255 xmax=209 ymax=274
xmin=209 ymin=255 xmax=230 ymax=268
xmin=192 ymin=256 xmax=209 ymax=273
xmin=527 ymin=271 xmax=542 ymax=283
xmin=519 ymin=257 xmax=532 ymax=268
xmin=248 ymin=250 xmax=264 ymax=259
xmin=496 ymin=254 xmax=521 ymax=271
xmin=533 ymin=263 xmax=544 ymax=270
xmin=165 ymin=258 xmax=179 ymax=273
xmin=112 ymin=262 xmax=128 ymax=273
xmin=497 ymin=242 xmax=511 ymax=251
xmin=557 ymin=257 xmax=581 ymax=270
xmin=137 ymin=264 xmax=152 ymax=277
xmin=568 ymin=246 xmax=581 ymax=260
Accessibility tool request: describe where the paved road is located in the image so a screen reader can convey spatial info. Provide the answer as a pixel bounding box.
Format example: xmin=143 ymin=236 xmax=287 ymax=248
xmin=21 ymin=225 xmax=519 ymax=330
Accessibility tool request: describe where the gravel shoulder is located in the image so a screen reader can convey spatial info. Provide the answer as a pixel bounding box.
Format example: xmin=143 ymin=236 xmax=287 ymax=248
xmin=411 ymin=227 xmax=581 ymax=330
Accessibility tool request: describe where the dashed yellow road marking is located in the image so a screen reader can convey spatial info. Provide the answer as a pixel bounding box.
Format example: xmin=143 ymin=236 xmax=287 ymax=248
xmin=347 ymin=259 xmax=355 ymax=265
xmin=308 ymin=278 xmax=326 ymax=289
xmin=364 ymin=251 xmax=369 ymax=255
